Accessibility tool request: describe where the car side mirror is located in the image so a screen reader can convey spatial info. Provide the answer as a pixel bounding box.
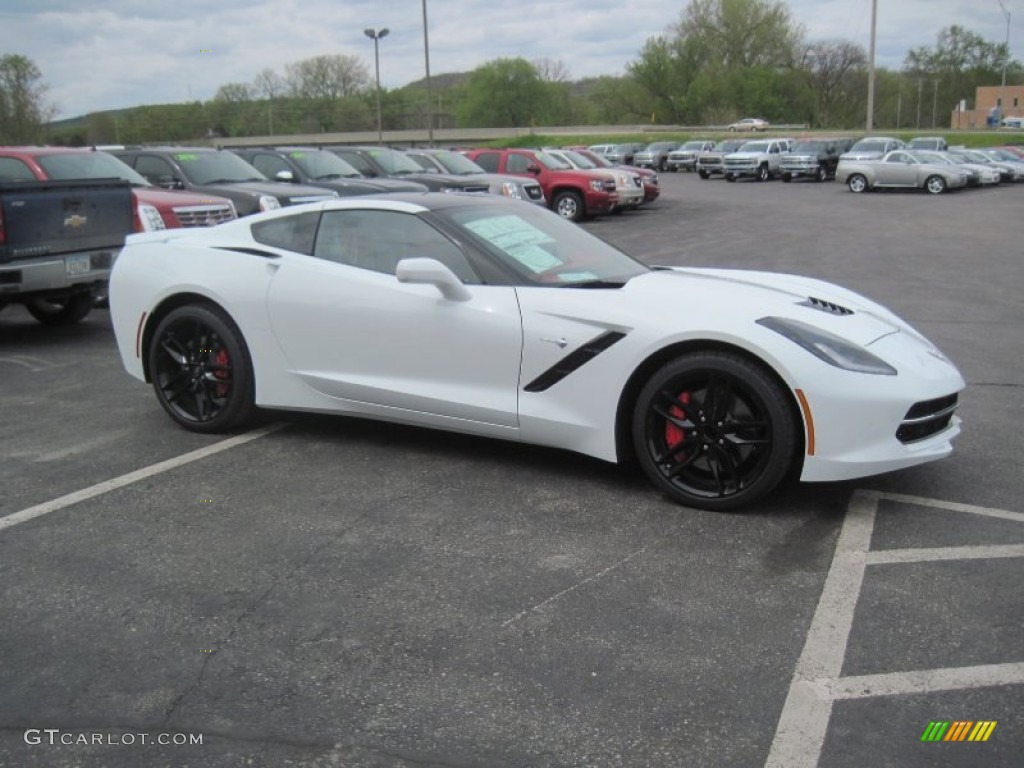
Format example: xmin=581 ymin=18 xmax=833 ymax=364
xmin=274 ymin=170 xmax=296 ymax=183
xmin=158 ymin=175 xmax=184 ymax=190
xmin=396 ymin=257 xmax=471 ymax=301
xmin=526 ymin=164 xmax=541 ymax=175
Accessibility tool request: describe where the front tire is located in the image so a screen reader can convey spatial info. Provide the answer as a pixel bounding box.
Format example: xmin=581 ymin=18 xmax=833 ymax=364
xmin=552 ymin=190 xmax=585 ymax=222
xmin=698 ymin=170 xmax=710 ymax=179
xmin=816 ymin=165 xmax=829 ymax=182
xmin=725 ymin=173 xmax=736 ymax=182
xmin=847 ymin=174 xmax=868 ymax=193
xmin=757 ymin=164 xmax=770 ymax=182
xmin=925 ymin=175 xmax=947 ymax=195
xmin=632 ymin=352 xmax=798 ymax=511
xmin=25 ymin=293 xmax=94 ymax=325
xmin=148 ymin=304 xmax=255 ymax=433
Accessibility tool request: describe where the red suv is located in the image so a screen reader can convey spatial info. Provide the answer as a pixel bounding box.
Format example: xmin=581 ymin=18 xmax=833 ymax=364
xmin=0 ymin=147 xmax=236 ymax=232
xmin=464 ymin=148 xmax=618 ymax=222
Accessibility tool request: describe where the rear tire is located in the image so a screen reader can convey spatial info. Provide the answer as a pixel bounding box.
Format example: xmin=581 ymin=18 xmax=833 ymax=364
xmin=25 ymin=293 xmax=94 ymax=325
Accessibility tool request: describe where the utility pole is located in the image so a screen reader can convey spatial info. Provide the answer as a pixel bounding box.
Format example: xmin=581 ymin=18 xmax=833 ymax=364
xmin=917 ymin=78 xmax=923 ymax=128
xmin=422 ymin=0 xmax=434 ymax=146
xmin=866 ymin=0 xmax=877 ymax=131
xmin=998 ymin=0 xmax=1011 ymax=123
xmin=364 ymin=27 xmax=389 ymax=145
xmin=931 ymin=79 xmax=939 ymax=128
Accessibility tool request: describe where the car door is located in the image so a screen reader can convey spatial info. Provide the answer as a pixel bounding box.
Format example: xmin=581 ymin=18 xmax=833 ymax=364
xmin=264 ymin=207 xmax=523 ymax=433
xmin=876 ymin=152 xmax=914 ymax=186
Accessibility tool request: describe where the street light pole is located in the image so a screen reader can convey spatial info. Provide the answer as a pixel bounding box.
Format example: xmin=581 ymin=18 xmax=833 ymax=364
xmin=866 ymin=0 xmax=877 ymax=131
xmin=422 ymin=0 xmax=434 ymax=146
xmin=998 ymin=0 xmax=1011 ymax=124
xmin=364 ymin=27 xmax=389 ymax=145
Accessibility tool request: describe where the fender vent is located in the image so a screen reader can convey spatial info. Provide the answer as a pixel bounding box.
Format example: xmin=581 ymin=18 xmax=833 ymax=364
xmin=802 ymin=297 xmax=854 ymax=316
xmin=524 ymin=331 xmax=626 ymax=392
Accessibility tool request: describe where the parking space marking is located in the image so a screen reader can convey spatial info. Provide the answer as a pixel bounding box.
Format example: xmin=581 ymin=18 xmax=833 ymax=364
xmin=0 ymin=423 xmax=287 ymax=533
xmin=765 ymin=490 xmax=1023 ymax=768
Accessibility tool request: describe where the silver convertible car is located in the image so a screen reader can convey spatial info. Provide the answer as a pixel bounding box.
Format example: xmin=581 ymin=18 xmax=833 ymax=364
xmin=836 ymin=149 xmax=969 ymax=194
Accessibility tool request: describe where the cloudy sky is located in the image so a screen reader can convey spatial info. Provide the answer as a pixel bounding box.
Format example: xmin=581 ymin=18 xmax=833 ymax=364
xmin=0 ymin=0 xmax=1016 ymax=119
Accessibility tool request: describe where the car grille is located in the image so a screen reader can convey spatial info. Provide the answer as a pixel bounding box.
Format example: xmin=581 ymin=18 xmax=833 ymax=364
xmin=896 ymin=393 xmax=959 ymax=443
xmin=524 ymin=184 xmax=544 ymax=200
xmin=801 ymin=297 xmax=855 ymax=316
xmin=173 ymin=205 xmax=236 ymax=227
xmin=700 ymin=157 xmax=722 ymax=166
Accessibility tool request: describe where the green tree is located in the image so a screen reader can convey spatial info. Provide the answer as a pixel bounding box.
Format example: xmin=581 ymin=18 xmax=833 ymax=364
xmin=456 ymin=58 xmax=563 ymax=127
xmin=800 ymin=40 xmax=868 ymax=127
xmin=0 ymin=54 xmax=54 ymax=143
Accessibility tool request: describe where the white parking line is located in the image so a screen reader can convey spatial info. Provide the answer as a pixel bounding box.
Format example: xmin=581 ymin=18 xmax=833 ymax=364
xmin=0 ymin=423 xmax=287 ymax=533
xmin=765 ymin=490 xmax=1023 ymax=768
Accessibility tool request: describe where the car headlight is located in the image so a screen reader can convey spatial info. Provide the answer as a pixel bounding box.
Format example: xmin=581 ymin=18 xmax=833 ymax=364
xmin=259 ymin=195 xmax=281 ymax=211
xmin=589 ymin=179 xmax=606 ymax=192
xmin=500 ymin=181 xmax=524 ymax=199
xmin=756 ymin=316 xmax=897 ymax=375
xmin=137 ymin=203 xmax=166 ymax=231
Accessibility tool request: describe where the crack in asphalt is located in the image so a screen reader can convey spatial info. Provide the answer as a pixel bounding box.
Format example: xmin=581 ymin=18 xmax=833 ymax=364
xmin=161 ymin=493 xmax=414 ymax=725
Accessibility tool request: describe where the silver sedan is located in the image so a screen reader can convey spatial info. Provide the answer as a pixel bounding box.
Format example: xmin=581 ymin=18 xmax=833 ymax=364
xmin=836 ymin=150 xmax=969 ymax=194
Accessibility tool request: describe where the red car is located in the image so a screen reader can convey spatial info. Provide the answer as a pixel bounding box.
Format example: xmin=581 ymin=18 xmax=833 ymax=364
xmin=574 ymin=148 xmax=660 ymax=204
xmin=464 ymin=147 xmax=618 ymax=222
xmin=0 ymin=147 xmax=236 ymax=232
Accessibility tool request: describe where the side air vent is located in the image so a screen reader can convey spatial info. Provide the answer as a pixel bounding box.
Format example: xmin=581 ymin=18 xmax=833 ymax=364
xmin=801 ymin=297 xmax=855 ymax=316
xmin=524 ymin=331 xmax=626 ymax=393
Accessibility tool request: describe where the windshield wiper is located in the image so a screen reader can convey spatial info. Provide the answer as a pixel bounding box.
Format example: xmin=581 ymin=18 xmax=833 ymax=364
xmin=315 ymin=173 xmax=343 ymax=180
xmin=562 ymin=279 xmax=627 ymax=289
xmin=203 ymin=178 xmax=243 ymax=184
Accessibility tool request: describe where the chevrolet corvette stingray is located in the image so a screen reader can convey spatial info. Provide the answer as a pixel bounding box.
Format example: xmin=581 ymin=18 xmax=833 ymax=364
xmin=109 ymin=194 xmax=964 ymax=510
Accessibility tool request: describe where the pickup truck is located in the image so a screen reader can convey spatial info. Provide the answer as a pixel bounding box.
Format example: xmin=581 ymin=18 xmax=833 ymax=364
xmin=779 ymin=138 xmax=853 ymax=182
xmin=723 ymin=139 xmax=789 ymax=182
xmin=464 ymin=148 xmax=618 ymax=222
xmin=0 ymin=179 xmax=132 ymax=324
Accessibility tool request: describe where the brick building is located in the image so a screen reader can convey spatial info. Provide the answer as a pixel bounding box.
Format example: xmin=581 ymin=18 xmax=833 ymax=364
xmin=950 ymin=84 xmax=1024 ymax=129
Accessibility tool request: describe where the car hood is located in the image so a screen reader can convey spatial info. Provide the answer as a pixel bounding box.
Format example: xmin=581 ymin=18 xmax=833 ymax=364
xmin=133 ymin=187 xmax=233 ymax=207
xmin=197 ymin=181 xmax=335 ymax=200
xmin=840 ymin=152 xmax=885 ymax=161
xmin=725 ymin=151 xmax=769 ymax=159
xmin=627 ymin=268 xmax=906 ymax=347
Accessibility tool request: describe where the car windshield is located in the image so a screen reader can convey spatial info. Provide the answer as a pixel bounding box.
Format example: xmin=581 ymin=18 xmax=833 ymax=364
xmin=914 ymin=152 xmax=952 ymax=165
xmin=580 ymin=151 xmax=613 ymax=167
xmin=850 ymin=139 xmax=889 ymax=153
xmin=643 ymin=143 xmax=675 ymax=152
xmin=559 ymin=150 xmax=597 ymax=169
xmin=429 ymin=151 xmax=486 ymax=175
xmin=173 ymin=151 xmax=266 ymax=184
xmin=440 ymin=204 xmax=648 ymax=287
xmin=982 ymin=149 xmax=1017 ymax=161
xmin=535 ymin=152 xmax=571 ymax=170
xmin=365 ymin=148 xmax=424 ymax=174
xmin=36 ymin=152 xmax=151 ymax=186
xmin=715 ymin=141 xmax=746 ymax=152
xmin=790 ymin=141 xmax=826 ymax=153
xmin=738 ymin=141 xmax=771 ymax=152
xmin=680 ymin=141 xmax=706 ymax=150
xmin=287 ymin=150 xmax=362 ymax=179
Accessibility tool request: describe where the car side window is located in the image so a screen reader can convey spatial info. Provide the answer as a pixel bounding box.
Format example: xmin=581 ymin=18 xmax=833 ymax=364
xmin=0 ymin=157 xmax=37 ymax=181
xmin=251 ymin=153 xmax=290 ymax=178
xmin=134 ymin=155 xmax=176 ymax=184
xmin=506 ymin=154 xmax=532 ymax=173
xmin=472 ymin=153 xmax=499 ymax=172
xmin=334 ymin=151 xmax=375 ymax=176
xmin=251 ymin=211 xmax=320 ymax=255
xmin=313 ymin=210 xmax=480 ymax=283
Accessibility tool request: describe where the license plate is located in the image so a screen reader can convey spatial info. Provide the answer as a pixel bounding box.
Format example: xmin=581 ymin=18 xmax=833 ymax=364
xmin=65 ymin=254 xmax=91 ymax=276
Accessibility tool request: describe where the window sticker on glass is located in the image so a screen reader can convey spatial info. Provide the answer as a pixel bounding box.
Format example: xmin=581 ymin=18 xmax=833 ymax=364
xmin=555 ymin=271 xmax=598 ymax=282
xmin=174 ymin=153 xmax=198 ymax=162
xmin=289 ymin=152 xmax=306 ymax=158
xmin=464 ymin=215 xmax=564 ymax=273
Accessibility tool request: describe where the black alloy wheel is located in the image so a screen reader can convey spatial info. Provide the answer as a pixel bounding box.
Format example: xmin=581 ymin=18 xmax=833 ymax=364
xmin=633 ymin=352 xmax=798 ymax=510
xmin=816 ymin=165 xmax=829 ymax=182
xmin=25 ymin=293 xmax=94 ymax=325
xmin=757 ymin=164 xmax=770 ymax=182
xmin=698 ymin=170 xmax=710 ymax=179
xmin=148 ymin=304 xmax=255 ymax=433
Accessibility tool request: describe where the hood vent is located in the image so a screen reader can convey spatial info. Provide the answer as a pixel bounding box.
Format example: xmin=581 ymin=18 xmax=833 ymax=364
xmin=801 ymin=297 xmax=855 ymax=316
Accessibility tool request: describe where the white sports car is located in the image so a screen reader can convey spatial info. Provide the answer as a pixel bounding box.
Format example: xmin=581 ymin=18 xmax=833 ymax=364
xmin=109 ymin=194 xmax=964 ymax=510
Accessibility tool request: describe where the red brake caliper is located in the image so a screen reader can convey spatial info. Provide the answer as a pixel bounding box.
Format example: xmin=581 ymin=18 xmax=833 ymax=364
xmin=664 ymin=392 xmax=690 ymax=456
xmin=213 ymin=348 xmax=230 ymax=397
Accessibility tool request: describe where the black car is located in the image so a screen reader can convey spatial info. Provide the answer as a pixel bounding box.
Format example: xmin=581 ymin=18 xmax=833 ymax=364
xmin=112 ymin=147 xmax=336 ymax=216
xmin=330 ymin=146 xmax=490 ymax=194
xmin=229 ymin=147 xmax=427 ymax=196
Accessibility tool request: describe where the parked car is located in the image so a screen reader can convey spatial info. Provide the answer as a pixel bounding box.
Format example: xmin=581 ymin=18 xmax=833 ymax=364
xmin=109 ymin=193 xmax=964 ymax=510
xmin=605 ymin=143 xmax=646 ymax=165
xmin=573 ymin=149 xmax=661 ymax=204
xmin=911 ymin=151 xmax=1001 ymax=186
xmin=404 ymin=148 xmax=545 ymax=205
xmin=587 ymin=144 xmax=618 ymax=157
xmin=836 ymin=150 xmax=969 ymax=194
xmin=229 ymin=147 xmax=427 ymax=195
xmin=666 ymin=140 xmax=717 ymax=172
xmin=0 ymin=146 xmax=236 ymax=232
xmin=779 ymin=138 xmax=853 ymax=182
xmin=907 ymin=137 xmax=949 ymax=151
xmin=974 ymin=148 xmax=1024 ymax=180
xmin=727 ymin=118 xmax=769 ymax=132
xmin=331 ymin=146 xmax=491 ymax=195
xmin=113 ymin=147 xmax=336 ymax=216
xmin=696 ymin=139 xmax=747 ymax=179
xmin=947 ymin=149 xmax=1024 ymax=182
xmin=544 ymin=149 xmax=644 ymax=211
xmin=1 ymin=177 xmax=131 ymax=324
xmin=840 ymin=137 xmax=906 ymax=162
xmin=723 ymin=139 xmax=789 ymax=182
xmin=633 ymin=142 xmax=680 ymax=172
xmin=464 ymin=147 xmax=618 ymax=222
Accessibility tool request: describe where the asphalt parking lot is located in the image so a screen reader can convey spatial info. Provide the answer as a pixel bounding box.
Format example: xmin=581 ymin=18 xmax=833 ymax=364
xmin=1 ymin=172 xmax=1022 ymax=768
